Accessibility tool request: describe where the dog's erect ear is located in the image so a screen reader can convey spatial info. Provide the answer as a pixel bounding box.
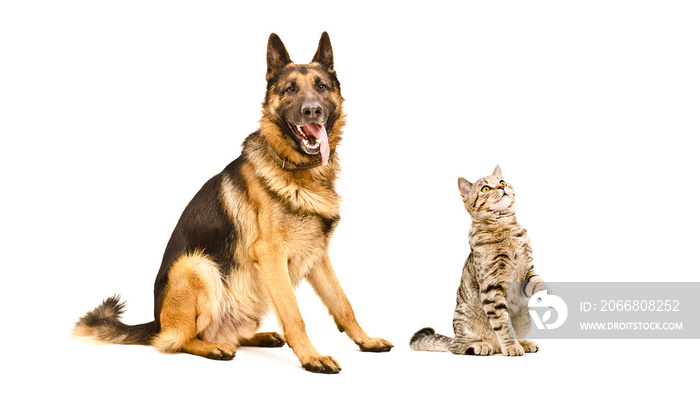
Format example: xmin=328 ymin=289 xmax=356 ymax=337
xmin=267 ymin=33 xmax=292 ymax=81
xmin=312 ymin=31 xmax=334 ymax=70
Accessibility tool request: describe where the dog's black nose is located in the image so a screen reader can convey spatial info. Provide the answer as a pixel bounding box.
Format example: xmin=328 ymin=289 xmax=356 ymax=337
xmin=302 ymin=102 xmax=324 ymax=118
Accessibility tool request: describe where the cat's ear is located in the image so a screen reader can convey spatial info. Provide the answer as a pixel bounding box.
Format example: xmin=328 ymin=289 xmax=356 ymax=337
xmin=492 ymin=165 xmax=503 ymax=179
xmin=458 ymin=177 xmax=473 ymax=199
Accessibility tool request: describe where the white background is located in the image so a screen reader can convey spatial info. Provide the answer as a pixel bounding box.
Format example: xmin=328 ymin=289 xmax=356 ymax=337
xmin=2 ymin=1 xmax=698 ymax=395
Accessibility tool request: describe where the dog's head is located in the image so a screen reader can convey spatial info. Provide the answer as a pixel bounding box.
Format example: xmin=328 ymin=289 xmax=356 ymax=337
xmin=261 ymin=32 xmax=344 ymax=167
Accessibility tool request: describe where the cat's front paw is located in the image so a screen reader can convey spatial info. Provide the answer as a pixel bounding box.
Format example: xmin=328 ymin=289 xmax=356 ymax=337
xmin=501 ymin=342 xmax=524 ymax=356
xmin=519 ymin=339 xmax=539 ymax=353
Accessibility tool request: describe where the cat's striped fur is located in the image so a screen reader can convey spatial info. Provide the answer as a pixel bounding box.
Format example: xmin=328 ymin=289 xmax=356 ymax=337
xmin=410 ymin=165 xmax=547 ymax=356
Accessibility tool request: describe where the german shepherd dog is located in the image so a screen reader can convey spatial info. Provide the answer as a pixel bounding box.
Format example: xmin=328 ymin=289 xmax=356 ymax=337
xmin=73 ymin=32 xmax=392 ymax=374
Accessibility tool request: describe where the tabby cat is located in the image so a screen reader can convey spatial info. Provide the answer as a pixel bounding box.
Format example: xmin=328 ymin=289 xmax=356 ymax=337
xmin=410 ymin=165 xmax=547 ymax=356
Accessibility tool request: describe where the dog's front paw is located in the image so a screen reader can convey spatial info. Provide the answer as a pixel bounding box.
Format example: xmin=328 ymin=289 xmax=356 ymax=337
xmin=302 ymin=355 xmax=342 ymax=374
xmin=357 ymin=337 xmax=393 ymax=352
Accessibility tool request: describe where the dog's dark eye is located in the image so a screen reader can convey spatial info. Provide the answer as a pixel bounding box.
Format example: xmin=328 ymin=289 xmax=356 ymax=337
xmin=285 ymin=86 xmax=296 ymax=93
xmin=317 ymin=83 xmax=327 ymax=92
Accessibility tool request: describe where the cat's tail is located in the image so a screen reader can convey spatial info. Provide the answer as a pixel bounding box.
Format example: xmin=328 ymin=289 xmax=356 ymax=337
xmin=409 ymin=327 xmax=454 ymax=352
xmin=71 ymin=295 xmax=157 ymax=345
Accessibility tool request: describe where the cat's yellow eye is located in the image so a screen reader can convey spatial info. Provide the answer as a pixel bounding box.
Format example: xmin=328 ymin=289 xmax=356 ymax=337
xmin=499 ymin=180 xmax=506 ymax=186
xmin=481 ymin=186 xmax=492 ymax=193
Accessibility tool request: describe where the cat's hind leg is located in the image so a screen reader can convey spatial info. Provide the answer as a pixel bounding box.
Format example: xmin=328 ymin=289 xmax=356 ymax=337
xmin=451 ymin=302 xmax=496 ymax=355
xmin=449 ymin=339 xmax=494 ymax=355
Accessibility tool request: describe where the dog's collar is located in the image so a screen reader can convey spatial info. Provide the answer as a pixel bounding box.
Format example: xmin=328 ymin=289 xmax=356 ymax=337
xmin=266 ymin=144 xmax=335 ymax=171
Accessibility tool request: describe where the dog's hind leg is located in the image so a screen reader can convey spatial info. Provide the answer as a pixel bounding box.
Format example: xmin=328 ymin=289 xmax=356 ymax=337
xmin=179 ymin=338 xmax=236 ymax=360
xmin=239 ymin=332 xmax=286 ymax=347
xmin=152 ymin=252 xmax=236 ymax=360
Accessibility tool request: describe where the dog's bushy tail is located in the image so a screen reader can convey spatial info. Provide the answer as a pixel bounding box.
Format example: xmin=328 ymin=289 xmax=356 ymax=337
xmin=409 ymin=327 xmax=454 ymax=352
xmin=72 ymin=295 xmax=157 ymax=345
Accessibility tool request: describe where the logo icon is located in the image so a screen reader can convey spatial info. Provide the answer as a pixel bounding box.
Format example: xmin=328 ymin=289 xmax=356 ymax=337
xmin=528 ymin=290 xmax=568 ymax=330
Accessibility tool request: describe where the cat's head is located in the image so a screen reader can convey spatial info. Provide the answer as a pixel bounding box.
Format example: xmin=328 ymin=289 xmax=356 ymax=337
xmin=457 ymin=165 xmax=515 ymax=216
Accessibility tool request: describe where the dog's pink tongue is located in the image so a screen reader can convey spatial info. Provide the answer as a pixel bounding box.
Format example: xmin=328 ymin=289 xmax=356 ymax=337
xmin=302 ymin=123 xmax=330 ymax=166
